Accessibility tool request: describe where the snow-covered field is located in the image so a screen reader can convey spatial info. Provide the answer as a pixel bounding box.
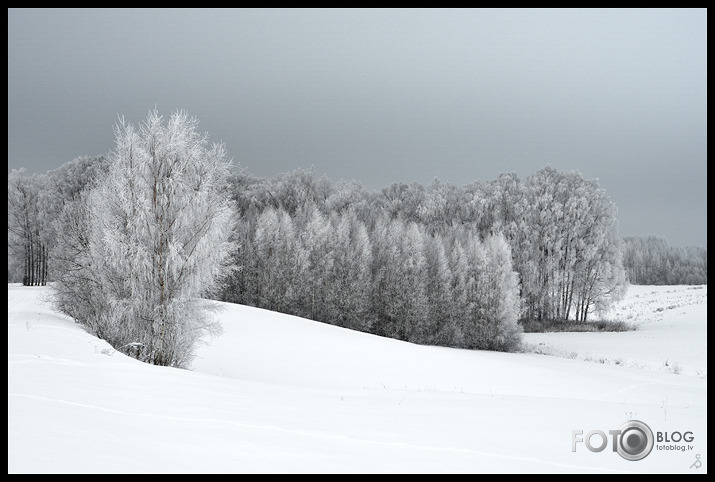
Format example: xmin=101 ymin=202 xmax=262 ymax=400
xmin=8 ymin=283 xmax=707 ymax=473
xmin=522 ymin=285 xmax=708 ymax=377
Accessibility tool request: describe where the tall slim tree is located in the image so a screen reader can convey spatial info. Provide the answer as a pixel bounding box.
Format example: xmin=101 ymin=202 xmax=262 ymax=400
xmin=51 ymin=109 xmax=236 ymax=367
xmin=326 ymin=209 xmax=374 ymax=333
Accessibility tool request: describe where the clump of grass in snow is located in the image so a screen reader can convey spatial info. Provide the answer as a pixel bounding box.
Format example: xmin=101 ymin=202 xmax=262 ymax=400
xmin=663 ymin=359 xmax=682 ymax=375
xmin=519 ymin=318 xmax=637 ymax=333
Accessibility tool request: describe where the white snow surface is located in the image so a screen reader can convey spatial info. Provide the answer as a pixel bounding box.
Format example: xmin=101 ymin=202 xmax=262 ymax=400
xmin=8 ymin=283 xmax=707 ymax=473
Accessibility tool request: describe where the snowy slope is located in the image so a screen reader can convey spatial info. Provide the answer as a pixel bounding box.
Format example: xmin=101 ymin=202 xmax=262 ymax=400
xmin=8 ymin=283 xmax=708 ymax=473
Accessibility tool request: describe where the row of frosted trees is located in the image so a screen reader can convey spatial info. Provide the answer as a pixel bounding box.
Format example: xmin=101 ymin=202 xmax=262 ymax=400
xmin=9 ymin=112 xmax=638 ymax=359
xmin=8 ymin=161 xmax=628 ymax=334
xmin=8 ymin=170 xmax=52 ymax=286
xmin=221 ymin=202 xmax=522 ymax=351
xmin=218 ymin=166 xmax=628 ymax=333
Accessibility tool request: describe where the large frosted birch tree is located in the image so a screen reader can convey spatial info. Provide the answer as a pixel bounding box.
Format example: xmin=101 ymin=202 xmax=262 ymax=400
xmin=52 ymin=109 xmax=235 ymax=367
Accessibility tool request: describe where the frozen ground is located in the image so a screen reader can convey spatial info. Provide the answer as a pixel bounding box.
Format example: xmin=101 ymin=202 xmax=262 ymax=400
xmin=7 ymin=283 xmax=707 ymax=473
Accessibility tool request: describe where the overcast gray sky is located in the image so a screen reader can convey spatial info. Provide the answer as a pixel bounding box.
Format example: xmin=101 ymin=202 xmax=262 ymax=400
xmin=7 ymin=8 xmax=707 ymax=247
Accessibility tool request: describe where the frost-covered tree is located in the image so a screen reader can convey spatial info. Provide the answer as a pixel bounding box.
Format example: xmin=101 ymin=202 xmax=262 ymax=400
xmin=47 ymin=155 xmax=111 ymax=206
xmin=517 ymin=167 xmax=626 ymax=322
xmin=418 ymin=179 xmax=470 ymax=236
xmin=445 ymin=236 xmax=469 ymax=347
xmin=327 ymin=210 xmax=374 ymax=332
xmin=253 ymin=207 xmax=299 ymax=314
xmin=459 ymin=230 xmax=490 ymax=348
xmin=450 ymin=229 xmax=522 ymax=351
xmin=371 ymin=216 xmax=429 ymax=342
xmin=323 ymin=179 xmax=372 ymax=220
xmin=294 ymin=203 xmax=334 ymax=321
xmin=480 ymin=234 xmax=522 ymax=350
xmin=51 ymin=109 xmax=235 ymax=368
xmin=423 ymin=233 xmax=453 ymax=345
xmin=51 ymin=188 xmax=113 ymax=340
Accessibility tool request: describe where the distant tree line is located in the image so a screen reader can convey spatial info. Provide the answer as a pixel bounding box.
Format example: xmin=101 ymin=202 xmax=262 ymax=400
xmin=8 ymin=156 xmax=111 ymax=286
xmin=622 ymin=236 xmax=707 ymax=285
xmin=8 ymin=170 xmax=48 ymax=286
xmin=12 ymin=132 xmax=685 ymax=356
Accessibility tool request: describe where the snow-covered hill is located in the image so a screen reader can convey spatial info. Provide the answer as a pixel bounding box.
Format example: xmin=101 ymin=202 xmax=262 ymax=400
xmin=8 ymin=283 xmax=707 ymax=473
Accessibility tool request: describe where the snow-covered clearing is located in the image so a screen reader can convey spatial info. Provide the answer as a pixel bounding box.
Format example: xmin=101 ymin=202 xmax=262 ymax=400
xmin=8 ymin=283 xmax=707 ymax=473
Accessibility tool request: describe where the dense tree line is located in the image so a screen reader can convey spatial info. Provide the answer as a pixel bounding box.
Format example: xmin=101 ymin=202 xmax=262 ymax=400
xmin=219 ymin=170 xmax=522 ymax=351
xmin=622 ymin=236 xmax=707 ymax=285
xmin=11 ymin=122 xmax=661 ymax=356
xmin=217 ymin=165 xmax=628 ymax=348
